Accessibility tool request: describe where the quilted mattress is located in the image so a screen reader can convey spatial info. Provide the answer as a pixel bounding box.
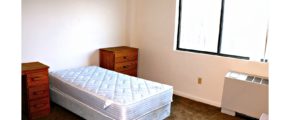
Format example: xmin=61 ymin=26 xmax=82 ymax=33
xmin=49 ymin=66 xmax=173 ymax=120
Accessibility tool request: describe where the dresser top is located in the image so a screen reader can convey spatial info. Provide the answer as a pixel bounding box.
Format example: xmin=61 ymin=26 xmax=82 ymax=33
xmin=100 ymin=46 xmax=138 ymax=52
xmin=22 ymin=62 xmax=49 ymax=73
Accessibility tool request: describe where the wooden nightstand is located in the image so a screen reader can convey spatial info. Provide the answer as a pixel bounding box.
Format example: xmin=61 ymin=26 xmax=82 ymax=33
xmin=100 ymin=46 xmax=138 ymax=76
xmin=22 ymin=62 xmax=50 ymax=120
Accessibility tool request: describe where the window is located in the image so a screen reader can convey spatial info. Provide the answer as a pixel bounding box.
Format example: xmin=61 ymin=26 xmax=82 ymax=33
xmin=177 ymin=0 xmax=269 ymax=61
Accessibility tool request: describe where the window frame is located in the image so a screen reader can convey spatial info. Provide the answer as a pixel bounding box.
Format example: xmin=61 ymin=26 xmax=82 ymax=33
xmin=176 ymin=0 xmax=250 ymax=60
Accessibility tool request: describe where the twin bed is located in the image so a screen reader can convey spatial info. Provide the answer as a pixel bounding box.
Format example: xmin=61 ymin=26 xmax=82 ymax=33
xmin=49 ymin=66 xmax=173 ymax=120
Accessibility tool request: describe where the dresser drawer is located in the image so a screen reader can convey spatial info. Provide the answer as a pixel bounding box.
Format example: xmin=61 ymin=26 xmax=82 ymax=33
xmin=28 ymin=84 xmax=49 ymax=100
xmin=30 ymin=109 xmax=50 ymax=120
xmin=27 ymin=71 xmax=48 ymax=87
xmin=115 ymin=61 xmax=137 ymax=72
xmin=114 ymin=50 xmax=138 ymax=57
xmin=29 ymin=97 xmax=50 ymax=113
xmin=115 ymin=52 xmax=138 ymax=63
xmin=120 ymin=69 xmax=137 ymax=76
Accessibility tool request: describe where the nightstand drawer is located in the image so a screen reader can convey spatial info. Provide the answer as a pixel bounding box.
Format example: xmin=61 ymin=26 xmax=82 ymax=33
xmin=27 ymin=71 xmax=48 ymax=87
xmin=28 ymin=84 xmax=49 ymax=100
xmin=115 ymin=61 xmax=137 ymax=72
xmin=115 ymin=54 xmax=138 ymax=63
xmin=29 ymin=97 xmax=50 ymax=113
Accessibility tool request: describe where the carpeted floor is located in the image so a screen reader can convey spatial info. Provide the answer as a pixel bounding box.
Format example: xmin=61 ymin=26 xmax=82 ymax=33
xmin=23 ymin=95 xmax=257 ymax=120
xmin=165 ymin=95 xmax=254 ymax=120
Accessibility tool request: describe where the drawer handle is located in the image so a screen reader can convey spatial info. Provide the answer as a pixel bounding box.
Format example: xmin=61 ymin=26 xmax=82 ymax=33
xmin=122 ymin=65 xmax=129 ymax=69
xmin=31 ymin=77 xmax=42 ymax=81
xmin=33 ymin=90 xmax=45 ymax=95
xmin=34 ymin=103 xmax=45 ymax=108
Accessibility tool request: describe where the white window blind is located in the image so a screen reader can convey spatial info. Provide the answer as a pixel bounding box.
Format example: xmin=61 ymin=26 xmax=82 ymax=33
xmin=177 ymin=0 xmax=269 ymax=61
xmin=221 ymin=0 xmax=268 ymax=61
xmin=178 ymin=0 xmax=222 ymax=53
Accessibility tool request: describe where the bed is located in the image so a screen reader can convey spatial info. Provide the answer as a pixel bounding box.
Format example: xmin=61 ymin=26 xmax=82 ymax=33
xmin=49 ymin=66 xmax=173 ymax=120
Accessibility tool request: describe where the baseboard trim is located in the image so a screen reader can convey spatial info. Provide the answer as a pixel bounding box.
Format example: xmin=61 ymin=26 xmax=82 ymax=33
xmin=173 ymin=90 xmax=221 ymax=107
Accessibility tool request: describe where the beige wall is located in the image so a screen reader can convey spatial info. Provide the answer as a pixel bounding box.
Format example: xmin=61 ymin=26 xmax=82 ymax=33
xmin=129 ymin=0 xmax=268 ymax=106
xmin=22 ymin=0 xmax=129 ymax=71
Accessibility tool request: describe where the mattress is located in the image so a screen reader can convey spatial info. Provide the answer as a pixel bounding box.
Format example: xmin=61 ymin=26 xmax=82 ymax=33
xmin=49 ymin=66 xmax=173 ymax=120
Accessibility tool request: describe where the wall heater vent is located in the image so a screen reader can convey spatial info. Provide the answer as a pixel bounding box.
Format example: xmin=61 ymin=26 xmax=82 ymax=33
xmin=221 ymin=71 xmax=268 ymax=119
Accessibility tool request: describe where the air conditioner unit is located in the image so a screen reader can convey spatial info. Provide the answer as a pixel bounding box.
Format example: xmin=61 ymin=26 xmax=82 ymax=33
xmin=221 ymin=71 xmax=268 ymax=119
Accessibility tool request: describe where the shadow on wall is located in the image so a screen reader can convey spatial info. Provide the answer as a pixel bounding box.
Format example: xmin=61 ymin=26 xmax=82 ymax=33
xmin=88 ymin=49 xmax=100 ymax=66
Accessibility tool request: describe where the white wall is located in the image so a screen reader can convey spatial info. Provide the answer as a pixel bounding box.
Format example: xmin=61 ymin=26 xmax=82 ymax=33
xmin=22 ymin=0 xmax=129 ymax=71
xmin=129 ymin=0 xmax=268 ymax=107
xmin=22 ymin=0 xmax=269 ymax=107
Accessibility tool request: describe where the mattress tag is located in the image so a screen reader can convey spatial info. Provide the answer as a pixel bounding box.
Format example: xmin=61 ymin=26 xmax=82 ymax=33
xmin=103 ymin=100 xmax=113 ymax=109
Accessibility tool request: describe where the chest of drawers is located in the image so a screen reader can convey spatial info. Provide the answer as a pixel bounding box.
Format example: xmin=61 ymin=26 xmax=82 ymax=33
xmin=100 ymin=46 xmax=138 ymax=76
xmin=22 ymin=62 xmax=50 ymax=120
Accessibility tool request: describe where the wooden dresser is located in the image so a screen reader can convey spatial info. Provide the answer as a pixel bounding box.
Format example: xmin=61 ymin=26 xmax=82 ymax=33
xmin=100 ymin=46 xmax=138 ymax=77
xmin=22 ymin=62 xmax=50 ymax=120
